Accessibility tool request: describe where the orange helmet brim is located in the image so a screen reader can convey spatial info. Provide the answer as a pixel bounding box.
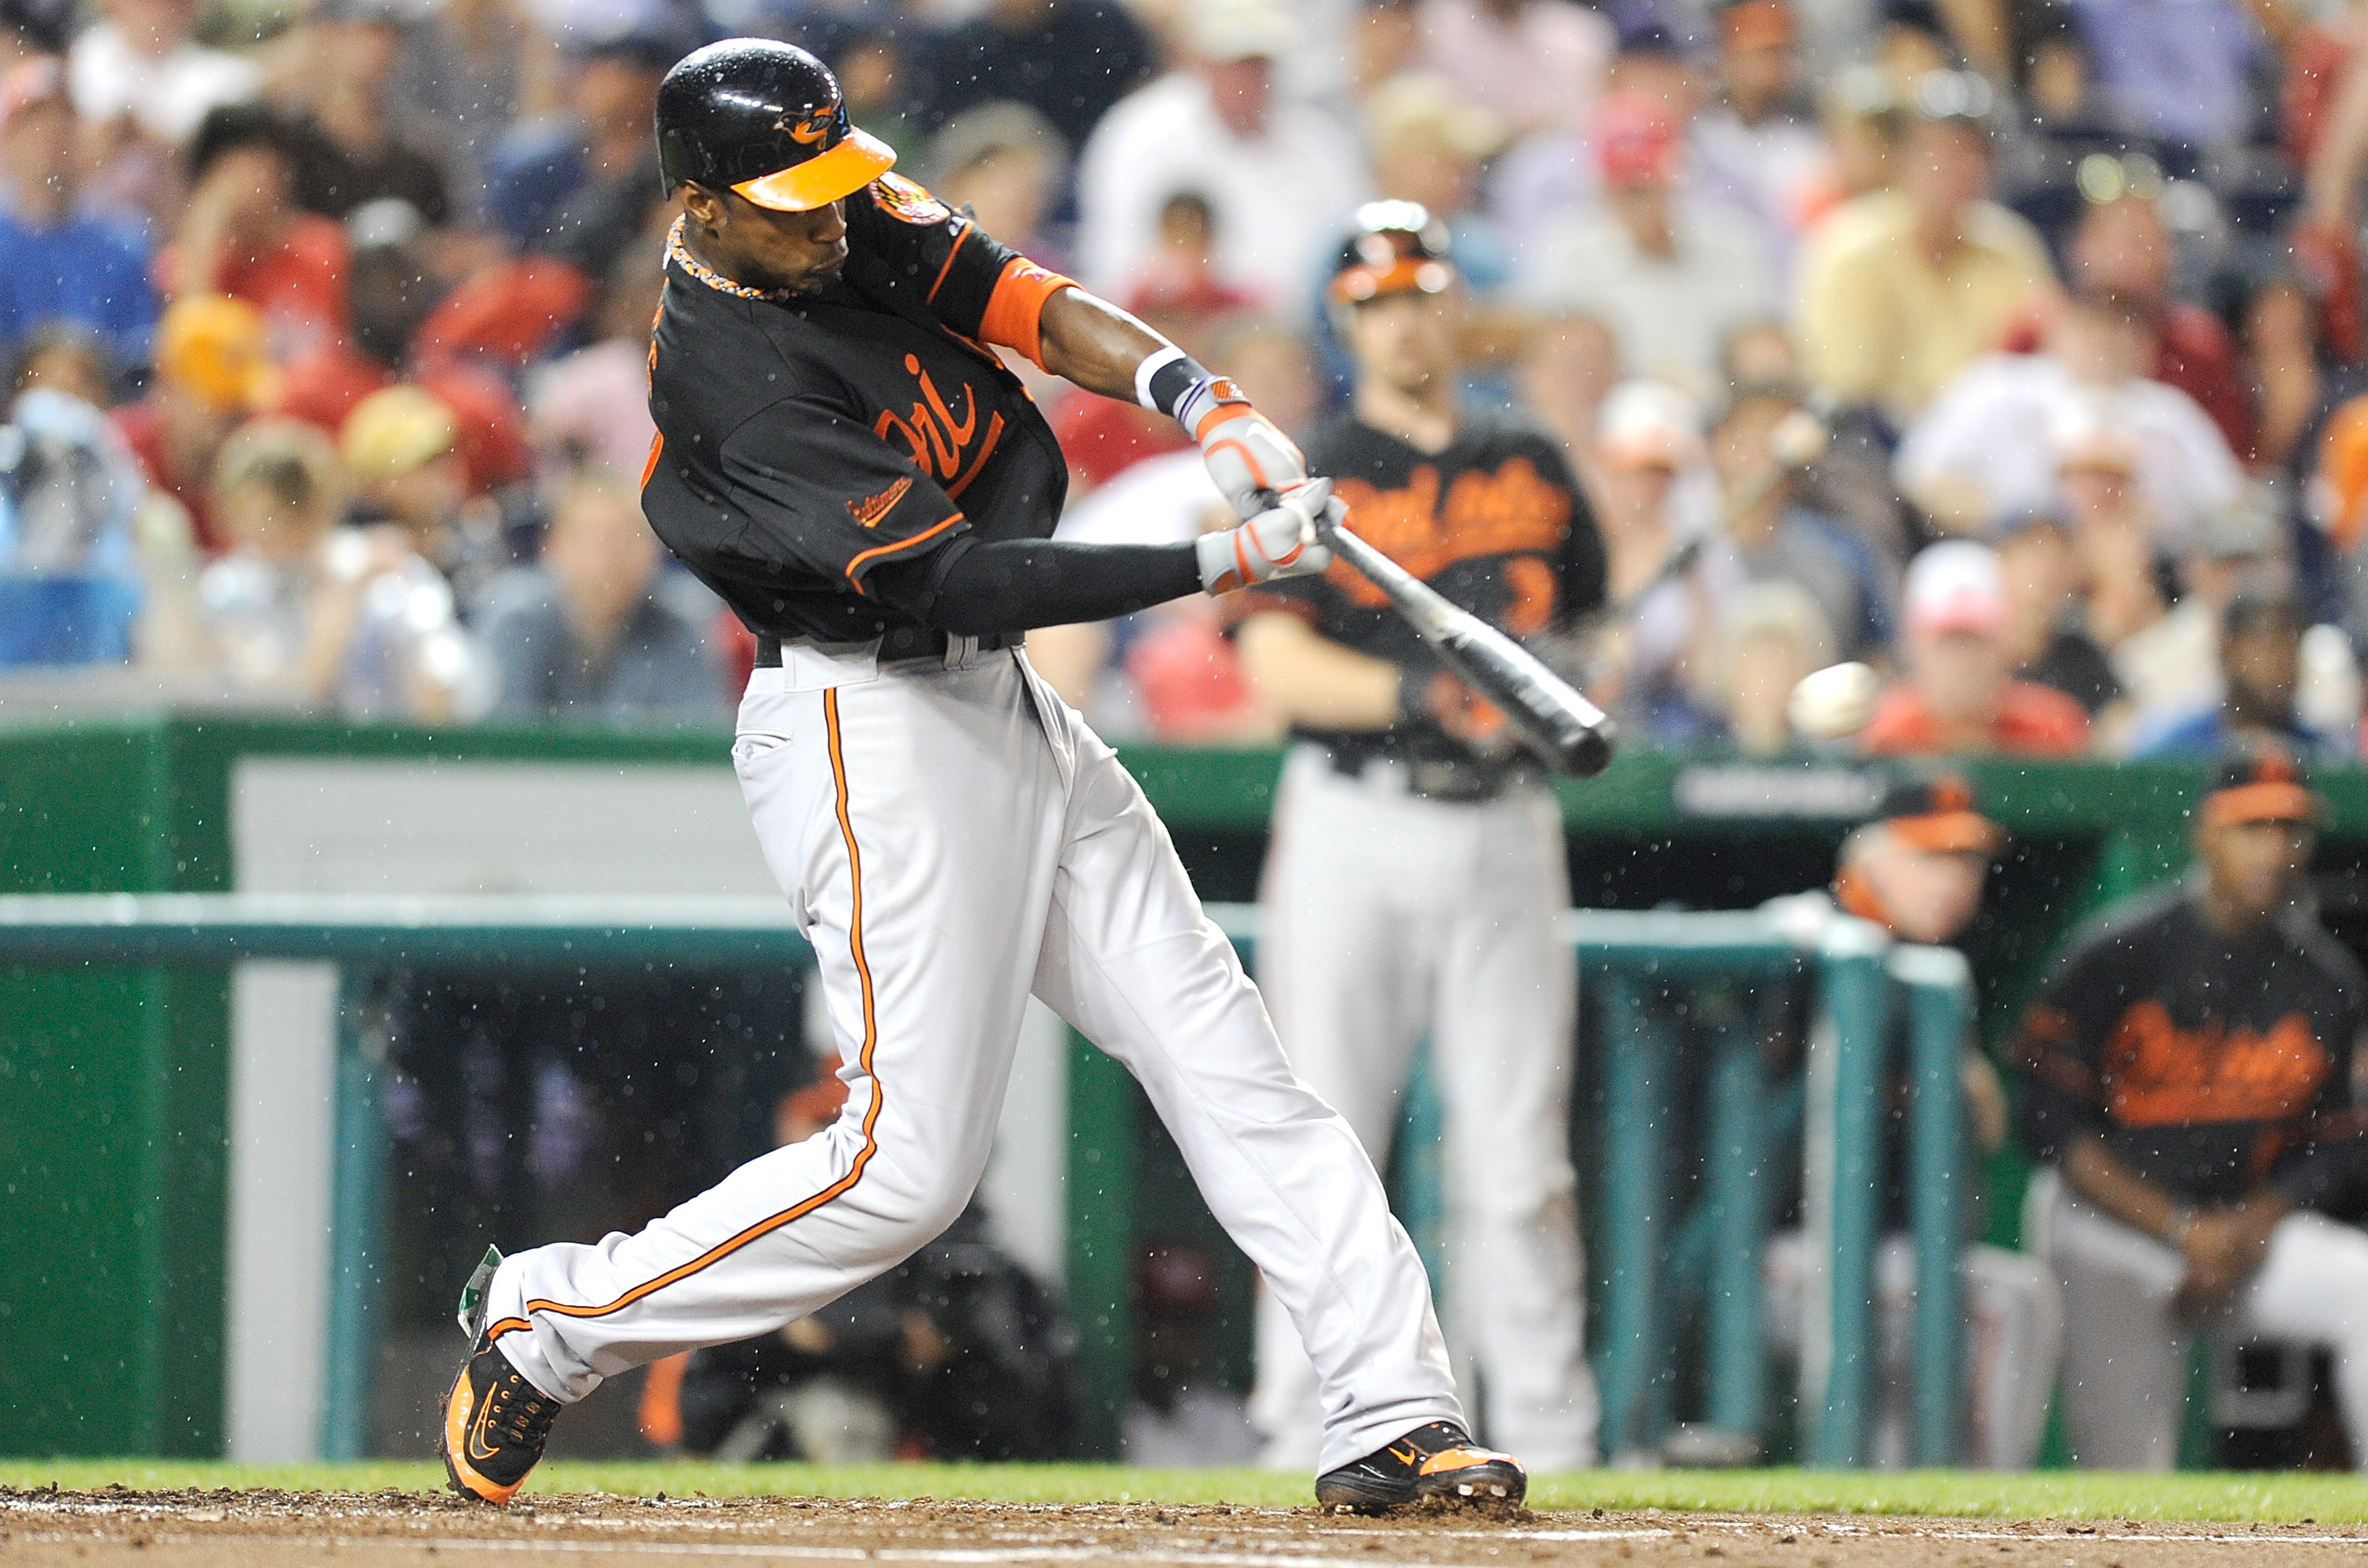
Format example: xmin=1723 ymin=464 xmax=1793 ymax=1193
xmin=732 ymin=127 xmax=897 ymax=212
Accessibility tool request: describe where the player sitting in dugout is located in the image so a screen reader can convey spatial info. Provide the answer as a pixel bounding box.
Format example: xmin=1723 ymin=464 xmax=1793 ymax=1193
xmin=2014 ymin=743 xmax=2368 ymax=1471
xmin=1761 ymin=773 xmax=2062 ymax=1471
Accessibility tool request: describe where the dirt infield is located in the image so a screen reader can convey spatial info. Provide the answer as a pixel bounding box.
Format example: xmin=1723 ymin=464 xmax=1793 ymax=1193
xmin=6 ymin=1488 xmax=2366 ymax=1568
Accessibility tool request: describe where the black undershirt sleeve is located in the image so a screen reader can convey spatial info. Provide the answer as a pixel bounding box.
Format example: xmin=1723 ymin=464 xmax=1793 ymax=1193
xmin=866 ymin=536 xmax=1203 ymax=634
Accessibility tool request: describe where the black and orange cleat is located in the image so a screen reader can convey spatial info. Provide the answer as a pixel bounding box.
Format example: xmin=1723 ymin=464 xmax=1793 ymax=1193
xmin=439 ymin=1329 xmax=561 ymax=1504
xmin=1314 ymin=1420 xmax=1526 ymax=1514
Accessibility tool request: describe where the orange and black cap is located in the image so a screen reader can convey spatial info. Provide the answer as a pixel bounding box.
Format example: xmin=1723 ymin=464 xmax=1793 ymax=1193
xmin=1876 ymin=770 xmax=2003 ymax=855
xmin=2201 ymin=742 xmax=2321 ymax=830
xmin=656 ymin=39 xmax=895 ymax=214
xmin=1330 ymin=200 xmax=1457 ymax=305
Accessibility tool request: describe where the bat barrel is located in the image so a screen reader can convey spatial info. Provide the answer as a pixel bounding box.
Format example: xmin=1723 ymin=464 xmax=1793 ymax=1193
xmin=1318 ymin=511 xmax=1619 ymax=778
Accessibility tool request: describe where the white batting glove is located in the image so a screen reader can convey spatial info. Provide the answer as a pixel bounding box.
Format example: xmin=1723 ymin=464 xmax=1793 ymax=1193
xmin=1185 ymin=387 xmax=1310 ymax=521
xmin=1197 ymin=478 xmax=1338 ymax=593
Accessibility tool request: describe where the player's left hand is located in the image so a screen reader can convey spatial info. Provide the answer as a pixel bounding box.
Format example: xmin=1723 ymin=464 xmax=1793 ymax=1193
xmin=1197 ymin=403 xmax=1310 ymax=522
xmin=2172 ymin=1203 xmax=2279 ymax=1318
xmin=1197 ymin=478 xmax=1338 ymax=593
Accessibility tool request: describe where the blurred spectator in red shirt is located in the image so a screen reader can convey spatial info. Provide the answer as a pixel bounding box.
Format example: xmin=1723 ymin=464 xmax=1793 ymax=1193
xmin=1863 ymin=540 xmax=2092 ymax=755
xmin=114 ymin=293 xmax=281 ymax=552
xmin=1052 ymin=192 xmax=1253 ymax=495
xmin=159 ymin=104 xmax=350 ymax=363
xmin=279 ymin=198 xmax=530 ymax=497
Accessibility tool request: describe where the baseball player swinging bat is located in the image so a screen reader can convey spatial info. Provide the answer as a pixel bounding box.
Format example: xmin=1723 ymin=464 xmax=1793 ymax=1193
xmin=1310 ymin=504 xmax=1618 ymax=779
xmin=444 ymin=41 xmax=1531 ymax=1517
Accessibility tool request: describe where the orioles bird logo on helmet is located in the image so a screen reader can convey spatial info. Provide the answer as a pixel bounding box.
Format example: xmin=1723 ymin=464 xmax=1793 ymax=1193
xmin=779 ymin=104 xmax=837 ymax=145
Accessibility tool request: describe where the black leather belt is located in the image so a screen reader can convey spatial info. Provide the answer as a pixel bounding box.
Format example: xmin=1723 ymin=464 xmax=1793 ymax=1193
xmin=755 ymin=627 xmax=1021 ymax=667
xmin=1325 ymin=744 xmax=1534 ymax=805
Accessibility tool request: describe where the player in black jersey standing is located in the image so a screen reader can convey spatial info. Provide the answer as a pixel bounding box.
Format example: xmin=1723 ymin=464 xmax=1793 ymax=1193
xmin=439 ymin=43 xmax=1524 ymax=1514
xmin=1236 ymin=205 xmax=1608 ymax=1471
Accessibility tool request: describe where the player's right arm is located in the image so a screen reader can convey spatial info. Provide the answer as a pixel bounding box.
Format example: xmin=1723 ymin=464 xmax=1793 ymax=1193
xmin=856 ymin=173 xmax=1307 ymax=528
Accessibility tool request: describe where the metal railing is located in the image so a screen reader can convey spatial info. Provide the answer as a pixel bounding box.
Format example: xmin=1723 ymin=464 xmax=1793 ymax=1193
xmin=0 ymin=893 xmax=1973 ymax=1466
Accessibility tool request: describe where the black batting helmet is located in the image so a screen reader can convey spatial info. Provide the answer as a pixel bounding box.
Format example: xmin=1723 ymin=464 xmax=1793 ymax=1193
xmin=1328 ymin=201 xmax=1456 ymax=305
xmin=656 ymin=39 xmax=895 ymax=213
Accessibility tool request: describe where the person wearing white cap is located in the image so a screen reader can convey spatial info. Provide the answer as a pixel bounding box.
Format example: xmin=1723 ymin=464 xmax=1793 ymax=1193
xmin=1862 ymin=540 xmax=2092 ymax=755
xmin=1074 ymin=0 xmax=1372 ymax=324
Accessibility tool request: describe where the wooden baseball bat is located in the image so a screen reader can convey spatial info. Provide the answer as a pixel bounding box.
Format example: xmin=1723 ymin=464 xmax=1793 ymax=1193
xmin=1313 ymin=511 xmax=1617 ymax=778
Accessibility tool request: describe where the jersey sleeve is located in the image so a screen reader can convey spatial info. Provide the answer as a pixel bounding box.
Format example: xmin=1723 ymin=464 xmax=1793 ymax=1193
xmin=849 ymin=173 xmax=1076 ymax=372
xmin=718 ymin=395 xmax=970 ymax=596
xmin=2010 ymin=927 xmax=2123 ymax=1163
xmin=2269 ymin=952 xmax=2368 ymax=1211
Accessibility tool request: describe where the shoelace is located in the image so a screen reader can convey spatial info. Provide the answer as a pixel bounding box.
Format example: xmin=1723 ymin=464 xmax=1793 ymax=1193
xmin=485 ymin=1375 xmax=560 ymax=1446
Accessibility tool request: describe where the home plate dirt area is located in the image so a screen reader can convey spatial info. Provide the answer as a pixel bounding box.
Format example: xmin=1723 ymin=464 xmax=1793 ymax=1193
xmin=6 ymin=1490 xmax=2366 ymax=1568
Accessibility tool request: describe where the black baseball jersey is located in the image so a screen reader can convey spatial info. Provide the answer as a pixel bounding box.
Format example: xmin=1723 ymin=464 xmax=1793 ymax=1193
xmin=1250 ymin=410 xmax=1606 ymax=763
xmin=639 ymin=174 xmax=1072 ymax=642
xmin=2014 ymin=884 xmax=2368 ymax=1211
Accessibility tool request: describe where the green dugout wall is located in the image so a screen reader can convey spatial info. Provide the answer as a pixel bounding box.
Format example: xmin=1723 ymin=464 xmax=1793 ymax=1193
xmin=5 ymin=710 xmax=2361 ymax=1458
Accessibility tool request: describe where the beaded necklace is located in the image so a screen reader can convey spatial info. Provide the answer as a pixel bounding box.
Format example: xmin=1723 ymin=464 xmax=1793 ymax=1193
xmin=665 ymin=215 xmax=800 ymax=304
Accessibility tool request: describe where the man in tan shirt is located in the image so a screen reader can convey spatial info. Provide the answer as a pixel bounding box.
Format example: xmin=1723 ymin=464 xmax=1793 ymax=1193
xmin=1795 ymin=72 xmax=2054 ymax=425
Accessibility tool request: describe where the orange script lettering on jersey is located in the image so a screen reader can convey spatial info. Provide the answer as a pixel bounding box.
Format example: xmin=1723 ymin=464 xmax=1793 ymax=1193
xmin=847 ymin=477 xmax=912 ymax=528
xmin=2103 ymin=1000 xmax=2331 ymax=1128
xmin=874 ymin=354 xmax=1006 ymax=500
xmin=1329 ymin=458 xmax=1570 ymax=609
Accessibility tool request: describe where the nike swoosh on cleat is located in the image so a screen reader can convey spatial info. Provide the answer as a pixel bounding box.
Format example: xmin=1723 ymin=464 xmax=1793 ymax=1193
xmin=468 ymin=1390 xmax=504 ymax=1462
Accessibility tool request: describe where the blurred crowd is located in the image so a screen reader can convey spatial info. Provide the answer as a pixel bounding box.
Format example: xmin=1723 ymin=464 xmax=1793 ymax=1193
xmin=9 ymin=0 xmax=2368 ymax=752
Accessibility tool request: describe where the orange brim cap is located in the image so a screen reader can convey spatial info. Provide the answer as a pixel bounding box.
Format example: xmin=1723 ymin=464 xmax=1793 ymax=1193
xmin=2201 ymin=781 xmax=2319 ymax=829
xmin=1329 ymin=256 xmax=1456 ymax=305
xmin=733 ymin=127 xmax=897 ymax=212
xmin=1892 ymin=809 xmax=2004 ymax=855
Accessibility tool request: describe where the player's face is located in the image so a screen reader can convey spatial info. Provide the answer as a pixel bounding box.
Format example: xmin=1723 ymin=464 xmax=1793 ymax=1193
xmin=1345 ymin=287 xmax=1461 ymax=397
xmin=688 ymin=186 xmax=852 ymax=294
xmin=2201 ymin=818 xmax=2313 ymax=925
xmin=1870 ymin=841 xmax=1988 ymax=946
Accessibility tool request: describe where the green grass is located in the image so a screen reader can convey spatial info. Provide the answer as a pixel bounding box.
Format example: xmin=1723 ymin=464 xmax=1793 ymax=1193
xmin=4 ymin=1462 xmax=2368 ymax=1522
